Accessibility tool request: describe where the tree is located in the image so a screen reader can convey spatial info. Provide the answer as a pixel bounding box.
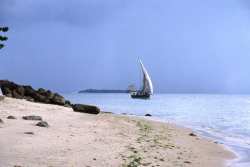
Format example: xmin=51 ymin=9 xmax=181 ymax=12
xmin=0 ymin=27 xmax=9 ymax=49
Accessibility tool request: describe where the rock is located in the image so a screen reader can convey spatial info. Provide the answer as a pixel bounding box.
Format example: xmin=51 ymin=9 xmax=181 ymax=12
xmin=23 ymin=85 xmax=36 ymax=96
xmin=37 ymin=88 xmax=46 ymax=95
xmin=16 ymin=86 xmax=25 ymax=96
xmin=0 ymin=81 xmax=102 ymax=115
xmin=22 ymin=115 xmax=42 ymax=121
xmin=64 ymin=100 xmax=71 ymax=107
xmin=7 ymin=115 xmax=16 ymax=119
xmin=145 ymin=114 xmax=152 ymax=117
xmin=189 ymin=132 xmax=197 ymax=137
xmin=184 ymin=161 xmax=192 ymax=164
xmin=0 ymin=118 xmax=3 ymax=123
xmin=24 ymin=96 xmax=34 ymax=102
xmin=72 ymin=104 xmax=100 ymax=114
xmin=36 ymin=121 xmax=49 ymax=127
xmin=32 ymin=93 xmax=49 ymax=103
xmin=24 ymin=132 xmax=34 ymax=135
xmin=12 ymin=90 xmax=23 ymax=99
xmin=51 ymin=93 xmax=65 ymax=105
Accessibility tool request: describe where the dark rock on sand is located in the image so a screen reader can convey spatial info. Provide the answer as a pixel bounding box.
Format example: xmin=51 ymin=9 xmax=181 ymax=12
xmin=145 ymin=114 xmax=152 ymax=117
xmin=22 ymin=115 xmax=42 ymax=121
xmin=72 ymin=104 xmax=100 ymax=114
xmin=0 ymin=80 xmax=67 ymax=106
xmin=24 ymin=132 xmax=34 ymax=135
xmin=189 ymin=132 xmax=197 ymax=137
xmin=0 ymin=118 xmax=3 ymax=123
xmin=7 ymin=115 xmax=16 ymax=119
xmin=36 ymin=121 xmax=49 ymax=127
xmin=0 ymin=80 xmax=101 ymax=116
xmin=51 ymin=93 xmax=65 ymax=105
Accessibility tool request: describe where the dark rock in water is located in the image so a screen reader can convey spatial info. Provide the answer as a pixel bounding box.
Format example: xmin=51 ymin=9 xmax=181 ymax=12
xmin=145 ymin=114 xmax=152 ymax=117
xmin=7 ymin=115 xmax=16 ymax=119
xmin=22 ymin=115 xmax=42 ymax=121
xmin=189 ymin=132 xmax=197 ymax=137
xmin=24 ymin=132 xmax=34 ymax=135
xmin=0 ymin=118 xmax=3 ymax=123
xmin=72 ymin=104 xmax=100 ymax=114
xmin=36 ymin=121 xmax=49 ymax=127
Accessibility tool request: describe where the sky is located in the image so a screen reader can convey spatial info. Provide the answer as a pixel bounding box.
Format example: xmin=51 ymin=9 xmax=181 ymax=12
xmin=1 ymin=0 xmax=250 ymax=93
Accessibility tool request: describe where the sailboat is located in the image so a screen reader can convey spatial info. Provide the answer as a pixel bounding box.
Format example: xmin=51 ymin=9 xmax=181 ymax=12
xmin=130 ymin=60 xmax=153 ymax=99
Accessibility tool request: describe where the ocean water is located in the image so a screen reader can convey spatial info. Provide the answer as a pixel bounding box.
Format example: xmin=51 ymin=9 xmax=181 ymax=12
xmin=65 ymin=93 xmax=250 ymax=167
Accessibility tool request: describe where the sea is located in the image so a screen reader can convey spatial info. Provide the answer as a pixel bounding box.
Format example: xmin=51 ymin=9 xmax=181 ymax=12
xmin=64 ymin=93 xmax=250 ymax=167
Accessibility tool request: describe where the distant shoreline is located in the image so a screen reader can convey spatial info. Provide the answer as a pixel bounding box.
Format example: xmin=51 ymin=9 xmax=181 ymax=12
xmin=78 ymin=89 xmax=129 ymax=93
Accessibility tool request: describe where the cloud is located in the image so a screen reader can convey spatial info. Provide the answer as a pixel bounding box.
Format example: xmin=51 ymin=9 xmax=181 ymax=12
xmin=1 ymin=0 xmax=130 ymax=27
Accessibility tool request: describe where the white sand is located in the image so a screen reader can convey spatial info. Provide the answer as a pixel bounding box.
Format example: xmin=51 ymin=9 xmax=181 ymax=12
xmin=0 ymin=97 xmax=235 ymax=167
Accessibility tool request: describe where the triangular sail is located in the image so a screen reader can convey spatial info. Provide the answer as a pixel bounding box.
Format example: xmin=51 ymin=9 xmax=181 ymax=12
xmin=139 ymin=60 xmax=153 ymax=95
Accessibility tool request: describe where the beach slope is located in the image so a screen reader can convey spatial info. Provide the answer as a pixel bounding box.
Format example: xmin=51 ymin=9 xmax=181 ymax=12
xmin=0 ymin=97 xmax=234 ymax=167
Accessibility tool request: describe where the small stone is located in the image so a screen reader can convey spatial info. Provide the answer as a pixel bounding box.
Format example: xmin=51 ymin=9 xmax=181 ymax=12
xmin=36 ymin=121 xmax=49 ymax=128
xmin=189 ymin=132 xmax=197 ymax=137
xmin=22 ymin=115 xmax=42 ymax=121
xmin=7 ymin=115 xmax=16 ymax=119
xmin=184 ymin=161 xmax=192 ymax=164
xmin=145 ymin=114 xmax=152 ymax=117
xmin=0 ymin=118 xmax=3 ymax=123
xmin=24 ymin=132 xmax=34 ymax=135
xmin=93 ymin=158 xmax=97 ymax=161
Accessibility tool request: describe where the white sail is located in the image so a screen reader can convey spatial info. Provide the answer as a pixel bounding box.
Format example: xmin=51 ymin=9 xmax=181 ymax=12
xmin=139 ymin=60 xmax=154 ymax=95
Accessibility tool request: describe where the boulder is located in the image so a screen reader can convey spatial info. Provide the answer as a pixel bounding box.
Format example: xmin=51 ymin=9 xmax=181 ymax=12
xmin=22 ymin=115 xmax=42 ymax=121
xmin=16 ymin=86 xmax=25 ymax=96
xmin=51 ymin=93 xmax=65 ymax=105
xmin=145 ymin=114 xmax=152 ymax=117
xmin=7 ymin=115 xmax=16 ymax=119
xmin=0 ymin=118 xmax=3 ymax=123
xmin=36 ymin=121 xmax=49 ymax=127
xmin=0 ymin=80 xmax=101 ymax=114
xmin=23 ymin=85 xmax=36 ymax=97
xmin=72 ymin=104 xmax=100 ymax=114
xmin=12 ymin=90 xmax=23 ymax=99
xmin=24 ymin=132 xmax=34 ymax=135
xmin=189 ymin=132 xmax=197 ymax=137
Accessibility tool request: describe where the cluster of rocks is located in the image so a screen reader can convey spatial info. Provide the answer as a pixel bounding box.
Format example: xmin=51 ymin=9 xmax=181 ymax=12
xmin=0 ymin=80 xmax=67 ymax=106
xmin=0 ymin=80 xmax=100 ymax=114
xmin=22 ymin=115 xmax=49 ymax=127
xmin=1 ymin=115 xmax=49 ymax=129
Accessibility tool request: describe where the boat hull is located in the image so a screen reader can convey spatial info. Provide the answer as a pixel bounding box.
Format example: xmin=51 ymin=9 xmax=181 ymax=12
xmin=130 ymin=92 xmax=150 ymax=99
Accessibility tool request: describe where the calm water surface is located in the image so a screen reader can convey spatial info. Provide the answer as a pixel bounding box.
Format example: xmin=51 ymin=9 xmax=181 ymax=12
xmin=65 ymin=93 xmax=250 ymax=167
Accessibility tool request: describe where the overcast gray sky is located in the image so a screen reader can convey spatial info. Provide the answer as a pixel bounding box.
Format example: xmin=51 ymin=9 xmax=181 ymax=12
xmin=1 ymin=0 xmax=250 ymax=93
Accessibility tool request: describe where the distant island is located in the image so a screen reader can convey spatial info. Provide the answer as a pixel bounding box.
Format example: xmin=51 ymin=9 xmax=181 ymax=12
xmin=78 ymin=89 xmax=130 ymax=93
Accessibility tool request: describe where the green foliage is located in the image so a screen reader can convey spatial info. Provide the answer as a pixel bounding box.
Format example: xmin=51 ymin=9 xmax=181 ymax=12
xmin=0 ymin=27 xmax=9 ymax=32
xmin=0 ymin=36 xmax=8 ymax=41
xmin=0 ymin=26 xmax=9 ymax=50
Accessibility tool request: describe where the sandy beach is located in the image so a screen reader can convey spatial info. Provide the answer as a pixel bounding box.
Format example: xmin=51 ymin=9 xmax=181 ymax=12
xmin=0 ymin=97 xmax=235 ymax=167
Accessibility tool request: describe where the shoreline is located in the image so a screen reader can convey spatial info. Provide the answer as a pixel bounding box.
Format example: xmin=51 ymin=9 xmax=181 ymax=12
xmin=0 ymin=97 xmax=235 ymax=167
xmin=138 ymin=116 xmax=249 ymax=167
xmin=125 ymin=114 xmax=238 ymax=167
